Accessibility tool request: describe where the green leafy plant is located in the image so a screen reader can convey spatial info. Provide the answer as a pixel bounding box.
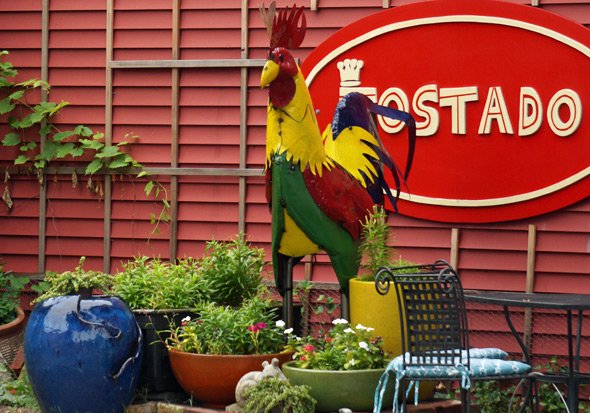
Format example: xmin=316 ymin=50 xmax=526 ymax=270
xmin=33 ymin=256 xmax=113 ymax=303
xmin=285 ymin=318 xmax=386 ymax=370
xmin=197 ymin=234 xmax=265 ymax=307
xmin=165 ymin=291 xmax=287 ymax=355
xmin=112 ymin=256 xmax=206 ymax=310
xmin=0 ymin=50 xmax=169 ymax=233
xmin=243 ymin=377 xmax=316 ymax=413
xmin=536 ymin=356 xmax=590 ymax=413
xmin=470 ymin=380 xmax=521 ymax=413
xmin=358 ymin=205 xmax=391 ymax=280
xmin=0 ymin=365 xmax=40 ymax=410
xmin=0 ymin=262 xmax=28 ymax=325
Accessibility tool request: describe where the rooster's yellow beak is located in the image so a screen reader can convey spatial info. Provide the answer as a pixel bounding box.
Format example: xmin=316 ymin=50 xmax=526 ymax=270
xmin=260 ymin=60 xmax=279 ymax=88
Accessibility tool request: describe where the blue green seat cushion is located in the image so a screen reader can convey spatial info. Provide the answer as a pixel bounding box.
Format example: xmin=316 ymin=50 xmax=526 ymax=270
xmin=373 ymin=352 xmax=531 ymax=413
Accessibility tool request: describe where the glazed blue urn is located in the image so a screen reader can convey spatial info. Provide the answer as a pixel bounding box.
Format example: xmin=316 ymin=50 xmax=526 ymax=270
xmin=24 ymin=294 xmax=143 ymax=413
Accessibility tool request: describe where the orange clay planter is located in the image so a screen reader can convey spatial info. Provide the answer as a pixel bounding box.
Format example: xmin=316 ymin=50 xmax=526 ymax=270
xmin=168 ymin=349 xmax=293 ymax=408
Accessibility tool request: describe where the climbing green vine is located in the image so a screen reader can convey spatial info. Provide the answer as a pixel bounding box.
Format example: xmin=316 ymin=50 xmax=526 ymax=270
xmin=0 ymin=50 xmax=169 ymax=233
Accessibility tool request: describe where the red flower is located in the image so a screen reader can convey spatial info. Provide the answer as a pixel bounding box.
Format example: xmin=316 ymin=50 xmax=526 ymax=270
xmin=325 ymin=337 xmax=333 ymax=343
xmin=247 ymin=322 xmax=267 ymax=333
xmin=303 ymin=344 xmax=315 ymax=352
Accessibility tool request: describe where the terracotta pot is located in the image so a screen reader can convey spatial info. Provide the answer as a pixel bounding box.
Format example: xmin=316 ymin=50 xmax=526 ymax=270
xmin=0 ymin=306 xmax=26 ymax=365
xmin=168 ymin=349 xmax=292 ymax=408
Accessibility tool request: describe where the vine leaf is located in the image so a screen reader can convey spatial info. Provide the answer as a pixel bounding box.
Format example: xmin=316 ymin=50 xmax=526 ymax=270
xmin=2 ymin=186 xmax=13 ymax=209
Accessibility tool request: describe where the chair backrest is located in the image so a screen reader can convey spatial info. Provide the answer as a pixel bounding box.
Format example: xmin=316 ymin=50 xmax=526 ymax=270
xmin=375 ymin=260 xmax=470 ymax=369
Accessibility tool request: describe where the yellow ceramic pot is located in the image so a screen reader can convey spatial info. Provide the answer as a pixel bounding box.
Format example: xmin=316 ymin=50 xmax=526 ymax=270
xmin=349 ymin=278 xmax=435 ymax=400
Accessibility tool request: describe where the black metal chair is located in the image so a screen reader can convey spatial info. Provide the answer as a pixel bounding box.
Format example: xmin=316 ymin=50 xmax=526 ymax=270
xmin=372 ymin=260 xmax=534 ymax=413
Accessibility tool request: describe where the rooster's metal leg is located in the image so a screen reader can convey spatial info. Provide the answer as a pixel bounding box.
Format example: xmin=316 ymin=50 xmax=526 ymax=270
xmin=341 ymin=291 xmax=349 ymax=321
xmin=282 ymin=257 xmax=295 ymax=329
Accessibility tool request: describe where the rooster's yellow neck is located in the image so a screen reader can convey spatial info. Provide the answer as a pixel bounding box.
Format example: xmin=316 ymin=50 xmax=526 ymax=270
xmin=266 ymin=70 xmax=332 ymax=176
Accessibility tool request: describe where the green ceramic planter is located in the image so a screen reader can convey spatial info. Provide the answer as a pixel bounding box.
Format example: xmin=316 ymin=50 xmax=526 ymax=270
xmin=281 ymin=361 xmax=394 ymax=412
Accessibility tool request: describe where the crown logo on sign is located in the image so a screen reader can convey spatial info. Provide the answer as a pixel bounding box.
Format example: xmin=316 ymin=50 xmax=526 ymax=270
xmin=337 ymin=59 xmax=363 ymax=87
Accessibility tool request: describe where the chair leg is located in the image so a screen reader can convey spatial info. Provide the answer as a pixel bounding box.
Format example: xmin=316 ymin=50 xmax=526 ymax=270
xmin=460 ymin=387 xmax=469 ymax=413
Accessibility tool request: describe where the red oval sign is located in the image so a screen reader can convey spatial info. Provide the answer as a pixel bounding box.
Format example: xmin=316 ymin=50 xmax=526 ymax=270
xmin=302 ymin=0 xmax=590 ymax=223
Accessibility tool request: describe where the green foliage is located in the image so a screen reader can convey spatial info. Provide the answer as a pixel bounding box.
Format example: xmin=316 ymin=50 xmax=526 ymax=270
xmin=0 ymin=50 xmax=169 ymax=233
xmin=313 ymin=293 xmax=337 ymax=318
xmin=358 ymin=205 xmax=391 ymax=280
xmin=165 ymin=291 xmax=286 ymax=355
xmin=243 ymin=377 xmax=316 ymax=413
xmin=285 ymin=319 xmax=386 ymax=371
xmin=536 ymin=357 xmax=590 ymax=413
xmin=471 ymin=380 xmax=520 ymax=413
xmin=33 ymin=256 xmax=113 ymax=303
xmin=197 ymin=234 xmax=264 ymax=307
xmin=0 ymin=51 xmax=140 ymax=174
xmin=112 ymin=257 xmax=206 ymax=310
xmin=0 ymin=262 xmax=28 ymax=325
xmin=469 ymin=361 xmax=590 ymax=413
xmin=0 ymin=365 xmax=40 ymax=410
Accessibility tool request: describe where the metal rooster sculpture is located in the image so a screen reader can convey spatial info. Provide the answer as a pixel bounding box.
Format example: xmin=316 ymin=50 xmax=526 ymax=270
xmin=260 ymin=2 xmax=416 ymax=326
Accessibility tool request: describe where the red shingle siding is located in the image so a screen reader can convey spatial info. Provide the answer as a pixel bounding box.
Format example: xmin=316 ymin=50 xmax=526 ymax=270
xmin=0 ymin=1 xmax=589 ymax=300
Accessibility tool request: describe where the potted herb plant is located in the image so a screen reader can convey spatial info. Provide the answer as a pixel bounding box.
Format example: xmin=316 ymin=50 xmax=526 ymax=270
xmin=348 ymin=206 xmax=436 ymax=400
xmin=112 ymin=256 xmax=205 ymax=396
xmin=0 ymin=263 xmax=28 ymax=368
xmin=242 ymin=376 xmax=316 ymax=413
xmin=165 ymin=291 xmax=292 ymax=408
xmin=280 ymin=318 xmax=393 ymax=412
xmin=24 ymin=257 xmax=142 ymax=413
xmin=110 ymin=233 xmax=266 ymax=398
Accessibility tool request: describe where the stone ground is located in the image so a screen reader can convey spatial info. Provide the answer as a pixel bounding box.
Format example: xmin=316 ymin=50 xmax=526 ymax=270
xmin=126 ymin=400 xmax=462 ymax=413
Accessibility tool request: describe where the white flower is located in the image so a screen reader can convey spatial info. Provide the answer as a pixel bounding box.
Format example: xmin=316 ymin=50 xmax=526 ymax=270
xmin=359 ymin=341 xmax=369 ymax=350
xmin=355 ymin=323 xmax=375 ymax=332
xmin=181 ymin=316 xmax=191 ymax=323
xmin=284 ymin=328 xmax=294 ymax=335
xmin=276 ymin=320 xmax=286 ymax=328
xmin=332 ymin=318 xmax=349 ymax=325
xmin=349 ymin=358 xmax=356 ymax=366
xmin=344 ymin=328 xmax=355 ymax=334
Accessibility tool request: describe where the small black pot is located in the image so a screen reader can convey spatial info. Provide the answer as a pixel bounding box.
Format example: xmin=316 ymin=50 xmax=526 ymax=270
xmin=133 ymin=309 xmax=196 ymax=400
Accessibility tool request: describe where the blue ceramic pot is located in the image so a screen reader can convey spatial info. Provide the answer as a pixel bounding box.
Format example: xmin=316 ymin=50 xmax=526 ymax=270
xmin=24 ymin=295 xmax=143 ymax=413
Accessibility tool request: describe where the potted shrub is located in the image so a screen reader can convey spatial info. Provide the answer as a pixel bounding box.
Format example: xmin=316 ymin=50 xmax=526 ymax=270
xmin=24 ymin=257 xmax=142 ymax=413
xmin=110 ymin=233 xmax=266 ymax=397
xmin=0 ymin=263 xmax=28 ymax=368
xmin=197 ymin=234 xmax=265 ymax=308
xmin=164 ymin=290 xmax=292 ymax=408
xmin=281 ymin=318 xmax=394 ymax=412
xmin=112 ymin=256 xmax=206 ymax=396
xmin=348 ymin=205 xmax=435 ymax=400
xmin=242 ymin=376 xmax=316 ymax=413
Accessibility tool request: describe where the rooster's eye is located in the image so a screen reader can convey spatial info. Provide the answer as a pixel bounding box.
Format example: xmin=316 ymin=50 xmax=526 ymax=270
xmin=279 ymin=54 xmax=284 ymax=63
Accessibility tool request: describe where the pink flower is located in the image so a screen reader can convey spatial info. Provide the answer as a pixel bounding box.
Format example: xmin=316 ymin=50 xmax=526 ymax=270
xmin=247 ymin=322 xmax=267 ymax=333
xmin=303 ymin=345 xmax=315 ymax=352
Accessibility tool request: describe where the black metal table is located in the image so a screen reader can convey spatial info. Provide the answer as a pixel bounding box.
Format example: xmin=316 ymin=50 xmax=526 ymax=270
xmin=464 ymin=290 xmax=590 ymax=413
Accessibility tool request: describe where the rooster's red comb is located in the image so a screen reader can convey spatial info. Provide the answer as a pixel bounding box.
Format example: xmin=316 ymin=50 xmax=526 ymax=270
xmin=260 ymin=2 xmax=306 ymax=49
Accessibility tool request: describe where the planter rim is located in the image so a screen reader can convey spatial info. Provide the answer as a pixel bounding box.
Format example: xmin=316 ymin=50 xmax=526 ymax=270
xmin=281 ymin=360 xmax=386 ymax=374
xmin=133 ymin=308 xmax=196 ymax=315
xmin=0 ymin=306 xmax=25 ymax=331
xmin=168 ymin=348 xmax=293 ymax=359
xmin=350 ymin=277 xmax=375 ymax=284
